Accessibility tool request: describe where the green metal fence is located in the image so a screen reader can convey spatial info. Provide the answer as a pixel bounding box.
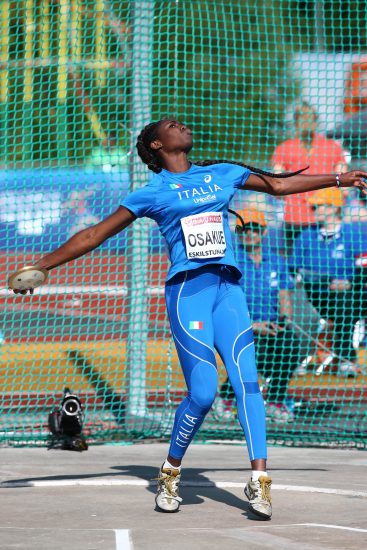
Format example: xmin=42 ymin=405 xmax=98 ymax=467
xmin=1 ymin=1 xmax=366 ymax=448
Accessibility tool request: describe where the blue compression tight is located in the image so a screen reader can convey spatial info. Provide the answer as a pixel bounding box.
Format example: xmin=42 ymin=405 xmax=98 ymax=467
xmin=165 ymin=264 xmax=267 ymax=461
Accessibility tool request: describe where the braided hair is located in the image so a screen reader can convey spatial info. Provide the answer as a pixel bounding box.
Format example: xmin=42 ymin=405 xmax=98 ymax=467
xmin=136 ymin=120 xmax=165 ymax=174
xmin=228 ymin=208 xmax=247 ymax=231
xmin=194 ymin=159 xmax=307 ymax=178
xmin=136 ymin=120 xmax=308 ymax=178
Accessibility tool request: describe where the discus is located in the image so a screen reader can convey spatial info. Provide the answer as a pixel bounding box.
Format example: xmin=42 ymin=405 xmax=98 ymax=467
xmin=8 ymin=266 xmax=48 ymax=291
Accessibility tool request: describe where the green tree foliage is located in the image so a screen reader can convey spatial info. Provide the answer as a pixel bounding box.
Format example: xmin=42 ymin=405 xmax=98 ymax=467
xmin=152 ymin=0 xmax=301 ymax=164
xmin=1 ymin=1 xmax=366 ymax=167
xmin=296 ymin=1 xmax=367 ymax=52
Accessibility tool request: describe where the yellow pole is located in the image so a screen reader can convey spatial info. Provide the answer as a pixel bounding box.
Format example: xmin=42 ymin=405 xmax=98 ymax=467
xmin=70 ymin=0 xmax=107 ymax=144
xmin=95 ymin=0 xmax=106 ymax=88
xmin=24 ymin=0 xmax=34 ymax=103
xmin=58 ymin=0 xmax=69 ymax=104
xmin=71 ymin=0 xmax=82 ymax=65
xmin=0 ymin=0 xmax=9 ymax=104
xmin=56 ymin=0 xmax=69 ymax=162
xmin=23 ymin=0 xmax=35 ymax=162
xmin=40 ymin=0 xmax=50 ymax=60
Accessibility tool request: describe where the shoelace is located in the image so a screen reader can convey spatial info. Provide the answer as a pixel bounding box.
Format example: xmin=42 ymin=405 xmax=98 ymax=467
xmin=257 ymin=479 xmax=272 ymax=503
xmin=156 ymin=473 xmax=181 ymax=498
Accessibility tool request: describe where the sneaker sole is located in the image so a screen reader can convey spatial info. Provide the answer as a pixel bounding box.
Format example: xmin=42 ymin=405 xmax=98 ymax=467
xmin=155 ymin=498 xmax=180 ymax=513
xmin=155 ymin=505 xmax=180 ymax=513
xmin=247 ymin=504 xmax=272 ymax=520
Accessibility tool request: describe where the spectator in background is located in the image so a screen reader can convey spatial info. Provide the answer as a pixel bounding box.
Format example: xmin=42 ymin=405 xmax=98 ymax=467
xmin=217 ymin=208 xmax=304 ymax=424
xmin=272 ymin=102 xmax=348 ymax=256
xmin=343 ymin=187 xmax=367 ymax=224
xmin=290 ymin=188 xmax=367 ymax=377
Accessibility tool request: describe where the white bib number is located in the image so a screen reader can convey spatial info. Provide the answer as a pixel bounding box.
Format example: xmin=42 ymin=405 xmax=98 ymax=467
xmin=180 ymin=212 xmax=226 ymax=259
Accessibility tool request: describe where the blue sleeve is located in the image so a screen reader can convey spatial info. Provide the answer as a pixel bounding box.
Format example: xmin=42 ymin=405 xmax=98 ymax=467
xmin=212 ymin=163 xmax=251 ymax=189
xmin=234 ymin=166 xmax=251 ymax=189
xmin=121 ymin=182 xmax=157 ymax=219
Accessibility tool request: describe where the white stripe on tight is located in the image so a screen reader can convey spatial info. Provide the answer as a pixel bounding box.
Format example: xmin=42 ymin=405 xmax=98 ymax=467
xmin=173 ymin=274 xmax=217 ymax=372
xmin=231 ymin=327 xmax=256 ymax=460
xmin=171 ymin=328 xmax=216 ymax=371
xmin=237 ymin=342 xmax=255 ymax=365
xmin=231 ymin=326 xmax=253 ymax=371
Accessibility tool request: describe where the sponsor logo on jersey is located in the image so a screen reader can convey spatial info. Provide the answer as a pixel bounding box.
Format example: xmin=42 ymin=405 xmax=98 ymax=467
xmin=177 ymin=184 xmax=222 ymax=202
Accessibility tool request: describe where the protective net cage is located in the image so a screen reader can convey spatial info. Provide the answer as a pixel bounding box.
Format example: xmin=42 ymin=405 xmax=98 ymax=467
xmin=0 ymin=0 xmax=367 ymax=448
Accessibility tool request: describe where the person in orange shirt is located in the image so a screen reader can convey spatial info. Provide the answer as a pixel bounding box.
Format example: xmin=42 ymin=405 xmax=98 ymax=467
xmin=272 ymin=102 xmax=348 ymax=255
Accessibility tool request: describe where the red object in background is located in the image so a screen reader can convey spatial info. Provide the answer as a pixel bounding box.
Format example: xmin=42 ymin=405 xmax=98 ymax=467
xmin=344 ymin=59 xmax=367 ymax=114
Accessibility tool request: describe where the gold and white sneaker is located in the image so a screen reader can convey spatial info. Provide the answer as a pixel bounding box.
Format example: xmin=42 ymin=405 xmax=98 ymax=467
xmin=155 ymin=465 xmax=182 ymax=512
xmin=244 ymin=475 xmax=272 ymax=519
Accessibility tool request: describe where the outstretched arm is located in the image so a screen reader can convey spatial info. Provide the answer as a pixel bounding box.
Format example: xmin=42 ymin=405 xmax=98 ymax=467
xmin=34 ymin=205 xmax=136 ymax=271
xmin=244 ymin=170 xmax=367 ymax=196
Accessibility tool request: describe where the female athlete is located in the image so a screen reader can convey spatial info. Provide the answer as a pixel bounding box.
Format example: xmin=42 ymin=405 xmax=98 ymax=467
xmin=12 ymin=119 xmax=367 ymax=519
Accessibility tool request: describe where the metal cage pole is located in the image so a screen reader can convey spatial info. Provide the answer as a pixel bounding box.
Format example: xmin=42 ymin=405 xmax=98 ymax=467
xmin=125 ymin=1 xmax=154 ymax=428
xmin=314 ymin=0 xmax=326 ymax=53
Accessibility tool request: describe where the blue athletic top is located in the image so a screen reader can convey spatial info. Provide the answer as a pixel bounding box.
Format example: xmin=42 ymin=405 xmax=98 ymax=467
xmin=290 ymin=222 xmax=367 ymax=281
xmin=122 ymin=163 xmax=251 ymax=280
xmin=237 ymin=244 xmax=294 ymax=322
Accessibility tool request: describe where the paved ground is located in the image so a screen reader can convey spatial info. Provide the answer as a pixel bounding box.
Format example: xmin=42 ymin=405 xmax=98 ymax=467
xmin=0 ymin=443 xmax=366 ymax=550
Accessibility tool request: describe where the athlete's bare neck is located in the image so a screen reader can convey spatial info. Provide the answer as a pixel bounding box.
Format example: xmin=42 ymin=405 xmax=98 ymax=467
xmin=160 ymin=152 xmax=191 ymax=173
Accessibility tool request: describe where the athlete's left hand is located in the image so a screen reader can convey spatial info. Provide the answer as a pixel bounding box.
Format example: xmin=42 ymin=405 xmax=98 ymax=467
xmin=339 ymin=171 xmax=367 ymax=193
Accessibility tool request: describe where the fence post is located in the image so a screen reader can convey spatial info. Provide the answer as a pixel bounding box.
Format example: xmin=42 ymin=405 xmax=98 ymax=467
xmin=125 ymin=1 xmax=154 ymax=429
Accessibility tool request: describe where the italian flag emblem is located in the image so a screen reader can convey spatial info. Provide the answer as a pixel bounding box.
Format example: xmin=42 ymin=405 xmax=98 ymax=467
xmin=189 ymin=321 xmax=203 ymax=330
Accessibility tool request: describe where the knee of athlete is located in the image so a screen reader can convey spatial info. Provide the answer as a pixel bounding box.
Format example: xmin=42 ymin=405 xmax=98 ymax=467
xmin=190 ymin=390 xmax=217 ymax=412
xmin=189 ymin=362 xmax=218 ymax=411
xmin=230 ymin=379 xmax=262 ymax=400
